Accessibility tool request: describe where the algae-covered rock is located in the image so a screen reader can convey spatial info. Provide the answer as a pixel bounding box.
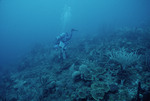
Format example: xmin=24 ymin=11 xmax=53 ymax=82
xmin=79 ymin=64 xmax=93 ymax=81
xmin=90 ymin=81 xmax=110 ymax=100
xmin=109 ymin=84 xmax=119 ymax=93
xmin=72 ymin=71 xmax=81 ymax=82
xmin=91 ymin=89 xmax=105 ymax=101
xmin=91 ymin=81 xmax=110 ymax=92
xmin=77 ymin=87 xmax=91 ymax=99
xmin=94 ymin=67 xmax=106 ymax=75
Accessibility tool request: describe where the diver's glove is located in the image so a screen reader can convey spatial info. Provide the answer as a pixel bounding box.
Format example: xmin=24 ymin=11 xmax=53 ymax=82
xmin=54 ymin=45 xmax=59 ymax=50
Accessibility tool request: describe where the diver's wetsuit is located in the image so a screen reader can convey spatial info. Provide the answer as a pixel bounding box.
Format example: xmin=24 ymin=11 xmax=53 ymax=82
xmin=54 ymin=29 xmax=77 ymax=59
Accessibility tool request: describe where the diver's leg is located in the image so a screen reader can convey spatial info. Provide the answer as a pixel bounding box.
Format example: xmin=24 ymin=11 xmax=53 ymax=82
xmin=62 ymin=49 xmax=66 ymax=59
xmin=59 ymin=50 xmax=61 ymax=59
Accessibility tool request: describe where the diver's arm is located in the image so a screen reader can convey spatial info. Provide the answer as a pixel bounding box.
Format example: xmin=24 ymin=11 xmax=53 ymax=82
xmin=71 ymin=29 xmax=78 ymax=35
xmin=67 ymin=29 xmax=78 ymax=40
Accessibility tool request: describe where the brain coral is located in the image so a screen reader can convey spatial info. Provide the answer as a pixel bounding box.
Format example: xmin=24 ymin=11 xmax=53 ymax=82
xmin=90 ymin=81 xmax=110 ymax=100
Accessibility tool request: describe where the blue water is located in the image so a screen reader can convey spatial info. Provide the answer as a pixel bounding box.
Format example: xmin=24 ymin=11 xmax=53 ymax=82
xmin=0 ymin=0 xmax=150 ymax=67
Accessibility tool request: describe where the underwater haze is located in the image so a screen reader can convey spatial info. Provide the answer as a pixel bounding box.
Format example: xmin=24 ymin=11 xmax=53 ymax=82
xmin=0 ymin=0 xmax=150 ymax=66
xmin=0 ymin=0 xmax=150 ymax=100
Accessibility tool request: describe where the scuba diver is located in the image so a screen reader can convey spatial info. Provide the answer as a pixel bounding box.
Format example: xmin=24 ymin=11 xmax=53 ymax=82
xmin=54 ymin=29 xmax=78 ymax=60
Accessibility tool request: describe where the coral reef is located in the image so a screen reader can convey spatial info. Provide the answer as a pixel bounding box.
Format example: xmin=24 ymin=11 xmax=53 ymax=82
xmin=1 ymin=26 xmax=150 ymax=101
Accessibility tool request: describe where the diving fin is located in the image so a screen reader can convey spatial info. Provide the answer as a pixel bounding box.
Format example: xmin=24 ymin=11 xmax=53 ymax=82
xmin=71 ymin=28 xmax=78 ymax=32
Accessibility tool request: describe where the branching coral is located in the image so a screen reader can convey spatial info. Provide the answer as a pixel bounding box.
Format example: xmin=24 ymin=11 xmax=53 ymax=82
xmin=108 ymin=48 xmax=141 ymax=69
